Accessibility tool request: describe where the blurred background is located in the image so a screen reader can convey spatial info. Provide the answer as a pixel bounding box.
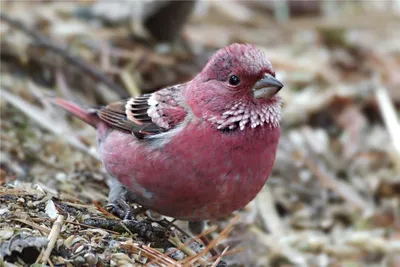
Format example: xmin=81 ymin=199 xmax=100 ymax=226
xmin=1 ymin=1 xmax=399 ymax=266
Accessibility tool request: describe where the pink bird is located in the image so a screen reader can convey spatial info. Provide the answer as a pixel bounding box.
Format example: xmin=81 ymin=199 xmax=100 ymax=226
xmin=53 ymin=43 xmax=283 ymax=231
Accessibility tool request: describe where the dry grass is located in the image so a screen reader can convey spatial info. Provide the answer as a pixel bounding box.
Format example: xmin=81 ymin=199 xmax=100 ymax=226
xmin=1 ymin=1 xmax=399 ymax=266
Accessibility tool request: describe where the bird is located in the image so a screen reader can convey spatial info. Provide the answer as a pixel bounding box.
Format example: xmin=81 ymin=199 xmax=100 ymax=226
xmin=52 ymin=43 xmax=283 ymax=233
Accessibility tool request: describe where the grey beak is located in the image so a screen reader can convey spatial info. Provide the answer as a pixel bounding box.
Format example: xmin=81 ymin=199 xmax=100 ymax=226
xmin=252 ymin=74 xmax=283 ymax=99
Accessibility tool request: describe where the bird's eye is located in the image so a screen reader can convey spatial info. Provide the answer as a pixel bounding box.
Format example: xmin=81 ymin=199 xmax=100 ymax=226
xmin=228 ymin=75 xmax=240 ymax=86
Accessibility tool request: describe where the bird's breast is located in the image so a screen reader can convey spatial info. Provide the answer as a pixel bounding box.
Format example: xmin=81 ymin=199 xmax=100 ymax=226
xmin=99 ymin=122 xmax=280 ymax=220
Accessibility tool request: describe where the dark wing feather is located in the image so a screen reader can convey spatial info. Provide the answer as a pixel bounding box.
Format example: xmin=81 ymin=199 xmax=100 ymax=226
xmin=96 ymin=84 xmax=187 ymax=138
xmin=97 ymin=100 xmax=140 ymax=133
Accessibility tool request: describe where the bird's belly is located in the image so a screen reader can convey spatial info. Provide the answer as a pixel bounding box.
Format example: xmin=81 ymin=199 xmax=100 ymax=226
xmin=99 ymin=123 xmax=280 ymax=220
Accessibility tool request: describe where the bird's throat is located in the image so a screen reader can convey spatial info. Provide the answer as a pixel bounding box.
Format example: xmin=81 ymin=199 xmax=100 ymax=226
xmin=205 ymin=97 xmax=282 ymax=131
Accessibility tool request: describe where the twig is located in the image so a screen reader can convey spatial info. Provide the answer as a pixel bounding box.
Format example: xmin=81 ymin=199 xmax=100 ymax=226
xmin=120 ymin=70 xmax=141 ymax=97
xmin=168 ymin=234 xmax=210 ymax=266
xmin=119 ymin=221 xmax=134 ymax=236
xmin=250 ymin=227 xmax=307 ymax=266
xmin=92 ymin=201 xmax=120 ymax=219
xmin=290 ymin=129 xmax=371 ymax=214
xmin=254 ymin=227 xmax=400 ymax=257
xmin=122 ymin=241 xmax=181 ymax=266
xmin=56 ymin=71 xmax=80 ymax=104
xmin=13 ymin=218 xmax=51 ymax=234
xmin=0 ymin=87 xmax=100 ymax=160
xmin=256 ymin=185 xmax=286 ymax=236
xmin=47 ymin=258 xmax=55 ymax=267
xmin=211 ymin=246 xmax=229 ymax=267
xmin=0 ymin=12 xmax=127 ymax=97
xmin=209 ymin=247 xmax=244 ymax=261
xmin=148 ymin=225 xmax=218 ymax=266
xmin=62 ymin=220 xmax=119 ymax=235
xmin=182 ymin=215 xmax=239 ymax=266
xmin=34 ymin=250 xmax=44 ymax=265
xmin=30 ymin=216 xmax=121 ymax=234
xmin=374 ymin=76 xmax=400 ymax=169
xmin=40 ymin=215 xmax=64 ymax=264
xmin=297 ymin=148 xmax=370 ymax=213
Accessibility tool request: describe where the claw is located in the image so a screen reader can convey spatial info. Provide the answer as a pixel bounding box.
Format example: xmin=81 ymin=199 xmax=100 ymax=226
xmin=106 ymin=198 xmax=134 ymax=220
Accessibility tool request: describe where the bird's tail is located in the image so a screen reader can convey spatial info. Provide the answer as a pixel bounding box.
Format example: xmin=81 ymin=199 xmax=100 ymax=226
xmin=50 ymin=98 xmax=100 ymax=128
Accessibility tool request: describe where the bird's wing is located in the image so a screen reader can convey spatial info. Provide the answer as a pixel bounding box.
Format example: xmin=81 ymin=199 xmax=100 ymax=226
xmin=97 ymin=83 xmax=187 ymax=138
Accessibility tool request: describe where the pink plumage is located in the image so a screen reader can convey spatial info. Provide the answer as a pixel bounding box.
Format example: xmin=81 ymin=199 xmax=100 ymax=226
xmin=52 ymin=43 xmax=283 ymax=220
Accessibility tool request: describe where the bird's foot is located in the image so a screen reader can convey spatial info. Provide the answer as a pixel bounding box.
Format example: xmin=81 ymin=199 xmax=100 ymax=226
xmin=106 ymin=198 xmax=143 ymax=220
xmin=107 ymin=179 xmax=147 ymax=220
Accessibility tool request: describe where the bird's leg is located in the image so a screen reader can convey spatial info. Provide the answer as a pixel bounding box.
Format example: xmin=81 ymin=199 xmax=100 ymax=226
xmin=188 ymin=220 xmax=206 ymax=235
xmin=188 ymin=221 xmax=219 ymax=257
xmin=105 ymin=178 xmax=141 ymax=220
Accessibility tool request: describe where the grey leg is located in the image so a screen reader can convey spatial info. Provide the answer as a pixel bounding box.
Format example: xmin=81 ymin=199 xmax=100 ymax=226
xmin=106 ymin=178 xmax=139 ymax=220
xmin=188 ymin=221 xmax=206 ymax=235
xmin=108 ymin=178 xmax=137 ymax=203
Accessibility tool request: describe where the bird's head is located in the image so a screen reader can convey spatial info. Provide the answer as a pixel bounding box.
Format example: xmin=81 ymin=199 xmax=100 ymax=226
xmin=185 ymin=43 xmax=283 ymax=130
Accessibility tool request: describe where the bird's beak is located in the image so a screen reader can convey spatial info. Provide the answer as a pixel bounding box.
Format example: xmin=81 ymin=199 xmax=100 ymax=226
xmin=252 ymin=74 xmax=283 ymax=99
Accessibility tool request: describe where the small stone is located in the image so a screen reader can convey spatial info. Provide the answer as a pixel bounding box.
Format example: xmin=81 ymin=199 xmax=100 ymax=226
xmin=166 ymin=247 xmax=185 ymax=261
xmin=72 ymin=244 xmax=85 ymax=254
xmin=26 ymin=200 xmax=34 ymax=208
xmin=74 ymin=256 xmax=85 ymax=265
xmin=55 ymin=172 xmax=67 ymax=181
xmin=84 ymin=252 xmax=98 ymax=265
xmin=189 ymin=241 xmax=203 ymax=253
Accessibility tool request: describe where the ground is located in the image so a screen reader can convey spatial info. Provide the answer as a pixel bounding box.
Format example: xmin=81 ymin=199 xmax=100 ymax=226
xmin=1 ymin=1 xmax=399 ymax=266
